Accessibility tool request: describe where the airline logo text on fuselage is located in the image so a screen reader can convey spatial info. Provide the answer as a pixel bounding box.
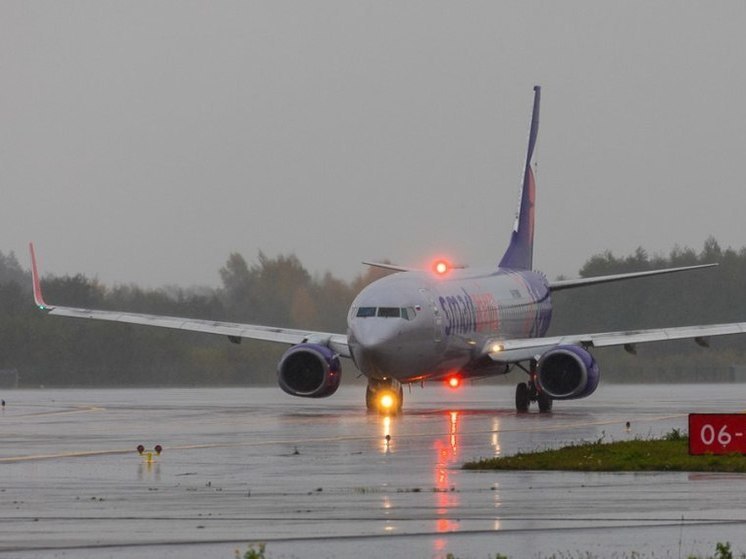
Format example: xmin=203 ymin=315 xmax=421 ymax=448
xmin=438 ymin=289 xmax=499 ymax=336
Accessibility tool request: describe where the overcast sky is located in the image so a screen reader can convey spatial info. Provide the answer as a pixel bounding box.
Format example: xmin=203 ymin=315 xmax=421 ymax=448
xmin=2 ymin=2 xmax=745 ymax=288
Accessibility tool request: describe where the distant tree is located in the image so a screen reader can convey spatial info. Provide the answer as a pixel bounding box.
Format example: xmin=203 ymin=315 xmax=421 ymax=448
xmin=350 ymin=265 xmax=394 ymax=293
xmin=42 ymin=274 xmax=106 ymax=307
xmin=0 ymin=251 xmax=28 ymax=287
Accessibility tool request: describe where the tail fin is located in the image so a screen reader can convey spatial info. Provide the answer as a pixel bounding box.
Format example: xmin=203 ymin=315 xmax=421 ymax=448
xmin=498 ymin=85 xmax=540 ymax=271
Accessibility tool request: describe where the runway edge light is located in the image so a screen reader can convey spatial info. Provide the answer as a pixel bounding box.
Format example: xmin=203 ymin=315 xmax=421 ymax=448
xmin=137 ymin=444 xmax=164 ymax=464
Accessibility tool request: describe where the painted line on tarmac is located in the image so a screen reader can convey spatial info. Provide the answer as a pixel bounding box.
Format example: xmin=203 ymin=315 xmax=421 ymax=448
xmin=0 ymin=412 xmax=687 ymax=463
xmin=10 ymin=405 xmax=106 ymax=418
xmin=0 ymin=447 xmax=134 ymax=463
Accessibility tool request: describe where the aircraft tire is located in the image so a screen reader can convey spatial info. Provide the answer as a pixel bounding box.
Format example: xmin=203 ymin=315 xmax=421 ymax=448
xmin=365 ymin=385 xmax=376 ymax=412
xmin=537 ymin=391 xmax=553 ymax=413
xmin=515 ymin=382 xmax=530 ymax=412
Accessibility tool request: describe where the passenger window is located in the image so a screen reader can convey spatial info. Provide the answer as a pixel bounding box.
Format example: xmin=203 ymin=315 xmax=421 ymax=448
xmin=356 ymin=307 xmax=377 ymax=318
xmin=377 ymin=307 xmax=401 ymax=318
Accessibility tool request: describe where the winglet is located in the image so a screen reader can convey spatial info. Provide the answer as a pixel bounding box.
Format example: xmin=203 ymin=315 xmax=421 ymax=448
xmin=29 ymin=242 xmax=52 ymax=310
xmin=499 ymin=85 xmax=540 ymax=271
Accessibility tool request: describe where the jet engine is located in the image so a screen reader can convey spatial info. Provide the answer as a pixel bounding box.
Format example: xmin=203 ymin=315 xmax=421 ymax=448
xmin=535 ymin=345 xmax=600 ymax=400
xmin=277 ymin=343 xmax=341 ymax=398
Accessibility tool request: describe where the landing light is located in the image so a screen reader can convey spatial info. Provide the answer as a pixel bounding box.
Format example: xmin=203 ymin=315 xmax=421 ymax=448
xmin=491 ymin=343 xmax=504 ymax=353
xmin=377 ymin=391 xmax=399 ymax=414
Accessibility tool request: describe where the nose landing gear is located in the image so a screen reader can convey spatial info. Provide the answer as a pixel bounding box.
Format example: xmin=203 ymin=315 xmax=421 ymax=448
xmin=366 ymin=378 xmax=404 ymax=414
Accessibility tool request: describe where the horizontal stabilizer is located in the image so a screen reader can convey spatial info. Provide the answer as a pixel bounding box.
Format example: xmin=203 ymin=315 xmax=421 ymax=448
xmin=361 ymin=261 xmax=417 ymax=273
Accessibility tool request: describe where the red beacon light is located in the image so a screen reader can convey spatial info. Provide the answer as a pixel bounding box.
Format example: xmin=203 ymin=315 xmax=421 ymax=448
xmin=432 ymin=259 xmax=451 ymax=276
xmin=446 ymin=375 xmax=461 ymax=389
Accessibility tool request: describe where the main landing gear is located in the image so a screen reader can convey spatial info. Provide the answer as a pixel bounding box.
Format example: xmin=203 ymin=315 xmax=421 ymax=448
xmin=366 ymin=378 xmax=403 ymax=414
xmin=515 ymin=360 xmax=553 ymax=413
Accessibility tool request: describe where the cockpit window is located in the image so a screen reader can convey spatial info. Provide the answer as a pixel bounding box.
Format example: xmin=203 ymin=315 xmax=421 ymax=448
xmin=355 ymin=306 xmax=416 ymax=319
xmin=377 ymin=307 xmax=401 ymax=318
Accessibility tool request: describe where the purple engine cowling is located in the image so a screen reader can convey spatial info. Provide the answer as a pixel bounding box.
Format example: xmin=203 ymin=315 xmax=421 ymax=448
xmin=277 ymin=343 xmax=341 ymax=398
xmin=535 ymin=345 xmax=600 ymax=400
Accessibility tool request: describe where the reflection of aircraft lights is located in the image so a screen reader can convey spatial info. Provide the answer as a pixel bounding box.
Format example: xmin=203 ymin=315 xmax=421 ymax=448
xmin=433 ymin=411 xmax=461 ymax=540
xmin=491 ymin=418 xmax=501 ymax=456
xmin=449 ymin=411 xmax=459 ymax=452
xmin=381 ymin=415 xmax=393 ymax=453
xmin=492 ymin=480 xmax=502 ymax=530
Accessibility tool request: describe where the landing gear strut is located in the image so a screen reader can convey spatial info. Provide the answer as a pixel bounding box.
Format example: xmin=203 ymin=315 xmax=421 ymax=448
xmin=515 ymin=360 xmax=553 ymax=413
xmin=366 ymin=378 xmax=403 ymax=414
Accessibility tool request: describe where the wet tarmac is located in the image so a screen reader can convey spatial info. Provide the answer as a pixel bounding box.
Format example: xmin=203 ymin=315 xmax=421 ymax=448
xmin=1 ymin=383 xmax=745 ymax=558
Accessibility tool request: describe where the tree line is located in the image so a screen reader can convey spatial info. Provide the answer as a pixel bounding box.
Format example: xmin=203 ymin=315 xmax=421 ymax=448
xmin=0 ymin=250 xmax=388 ymax=387
xmin=1 ymin=238 xmax=745 ymax=387
xmin=549 ymin=237 xmax=746 ymax=382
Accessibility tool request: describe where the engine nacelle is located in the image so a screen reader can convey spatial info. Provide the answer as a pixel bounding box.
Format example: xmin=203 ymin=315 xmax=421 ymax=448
xmin=277 ymin=343 xmax=341 ymax=398
xmin=536 ymin=345 xmax=600 ymax=400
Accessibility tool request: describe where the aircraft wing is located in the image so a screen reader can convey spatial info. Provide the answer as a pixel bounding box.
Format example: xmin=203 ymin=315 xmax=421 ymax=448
xmin=548 ymin=263 xmax=717 ymax=291
xmin=29 ymin=244 xmax=351 ymax=358
xmin=484 ymin=322 xmax=746 ymax=363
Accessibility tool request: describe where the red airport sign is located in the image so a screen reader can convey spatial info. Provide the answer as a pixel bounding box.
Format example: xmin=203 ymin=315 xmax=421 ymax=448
xmin=689 ymin=413 xmax=746 ymax=455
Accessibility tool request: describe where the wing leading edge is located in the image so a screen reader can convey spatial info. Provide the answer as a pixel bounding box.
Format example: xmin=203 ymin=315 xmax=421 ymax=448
xmin=484 ymin=322 xmax=746 ymax=364
xmin=29 ymin=243 xmax=350 ymax=358
xmin=548 ymin=263 xmax=718 ymax=291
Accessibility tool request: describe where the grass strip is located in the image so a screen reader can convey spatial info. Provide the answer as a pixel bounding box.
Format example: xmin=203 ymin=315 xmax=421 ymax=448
xmin=463 ymin=434 xmax=746 ymax=472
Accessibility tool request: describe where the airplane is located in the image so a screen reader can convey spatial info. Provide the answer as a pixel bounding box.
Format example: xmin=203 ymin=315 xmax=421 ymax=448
xmin=29 ymin=85 xmax=746 ymax=414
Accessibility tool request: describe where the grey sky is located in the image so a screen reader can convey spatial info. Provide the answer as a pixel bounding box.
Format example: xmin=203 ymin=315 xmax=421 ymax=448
xmin=2 ymin=2 xmax=745 ymax=288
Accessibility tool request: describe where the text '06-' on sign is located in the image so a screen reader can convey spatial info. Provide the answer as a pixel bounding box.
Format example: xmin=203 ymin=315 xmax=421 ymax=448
xmin=689 ymin=414 xmax=746 ymax=455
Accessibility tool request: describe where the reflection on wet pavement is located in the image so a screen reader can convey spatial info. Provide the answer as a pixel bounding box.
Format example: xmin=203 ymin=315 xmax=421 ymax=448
xmin=1 ymin=383 xmax=745 ymax=558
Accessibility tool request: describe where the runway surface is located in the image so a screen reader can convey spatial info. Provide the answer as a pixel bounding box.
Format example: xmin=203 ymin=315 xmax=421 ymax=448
xmin=1 ymin=383 xmax=745 ymax=558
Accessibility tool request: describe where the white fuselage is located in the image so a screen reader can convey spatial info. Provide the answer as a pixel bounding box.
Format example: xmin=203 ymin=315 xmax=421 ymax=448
xmin=347 ymin=268 xmax=552 ymax=383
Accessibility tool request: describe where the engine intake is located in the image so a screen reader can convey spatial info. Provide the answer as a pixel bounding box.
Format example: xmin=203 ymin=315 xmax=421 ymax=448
xmin=536 ymin=345 xmax=600 ymax=400
xmin=277 ymin=343 xmax=341 ymax=398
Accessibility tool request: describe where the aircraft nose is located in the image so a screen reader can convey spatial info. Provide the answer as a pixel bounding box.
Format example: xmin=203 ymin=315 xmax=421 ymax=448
xmin=348 ymin=319 xmax=403 ymax=376
xmin=349 ymin=319 xmax=399 ymax=350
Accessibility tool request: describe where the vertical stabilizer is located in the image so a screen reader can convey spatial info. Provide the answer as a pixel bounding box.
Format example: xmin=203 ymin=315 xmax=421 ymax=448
xmin=498 ymin=85 xmax=540 ymax=270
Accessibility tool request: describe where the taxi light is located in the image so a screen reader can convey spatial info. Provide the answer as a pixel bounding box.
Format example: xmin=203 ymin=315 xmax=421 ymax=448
xmin=379 ymin=393 xmax=395 ymax=410
xmin=377 ymin=390 xmax=400 ymax=414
